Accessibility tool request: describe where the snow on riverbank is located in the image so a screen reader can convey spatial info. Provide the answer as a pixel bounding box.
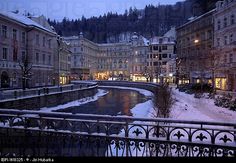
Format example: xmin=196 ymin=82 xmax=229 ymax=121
xmin=100 ymin=86 xmax=156 ymax=118
xmin=171 ymin=88 xmax=236 ymax=123
xmin=40 ymin=89 xmax=109 ymax=112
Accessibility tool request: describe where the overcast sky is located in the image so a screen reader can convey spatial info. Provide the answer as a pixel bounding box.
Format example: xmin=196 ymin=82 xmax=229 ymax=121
xmin=0 ymin=0 xmax=184 ymax=20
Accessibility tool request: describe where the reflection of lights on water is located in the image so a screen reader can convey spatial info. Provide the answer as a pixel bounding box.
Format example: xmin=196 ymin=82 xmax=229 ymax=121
xmin=130 ymin=92 xmax=137 ymax=97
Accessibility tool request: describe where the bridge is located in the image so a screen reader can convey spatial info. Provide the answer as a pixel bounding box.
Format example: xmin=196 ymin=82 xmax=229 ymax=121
xmin=0 ymin=109 xmax=235 ymax=157
xmin=0 ymin=81 xmax=235 ymax=157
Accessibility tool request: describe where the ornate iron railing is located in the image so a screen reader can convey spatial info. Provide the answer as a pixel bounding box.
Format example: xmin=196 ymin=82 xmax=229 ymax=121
xmin=0 ymin=109 xmax=235 ymax=157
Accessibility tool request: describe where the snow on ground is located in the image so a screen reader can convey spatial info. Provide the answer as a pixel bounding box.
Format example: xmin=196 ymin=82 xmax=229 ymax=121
xmin=40 ymin=89 xmax=109 ymax=112
xmin=171 ymin=88 xmax=236 ymax=123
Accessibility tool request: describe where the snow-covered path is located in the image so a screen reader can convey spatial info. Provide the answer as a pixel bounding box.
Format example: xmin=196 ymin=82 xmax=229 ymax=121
xmin=171 ymin=88 xmax=236 ymax=123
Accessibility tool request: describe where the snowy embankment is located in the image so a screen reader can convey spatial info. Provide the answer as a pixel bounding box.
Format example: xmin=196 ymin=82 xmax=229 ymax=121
xmin=101 ymin=86 xmax=155 ymax=157
xmin=40 ymin=89 xmax=109 ymax=112
xmin=170 ymin=88 xmax=236 ymax=123
xmin=100 ymin=86 xmax=155 ymax=118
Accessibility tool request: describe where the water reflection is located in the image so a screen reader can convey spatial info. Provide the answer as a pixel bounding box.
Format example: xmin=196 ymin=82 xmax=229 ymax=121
xmin=56 ymin=88 xmax=148 ymax=116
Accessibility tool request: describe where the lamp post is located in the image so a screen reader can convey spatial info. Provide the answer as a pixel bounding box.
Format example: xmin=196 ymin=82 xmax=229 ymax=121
xmin=194 ymin=39 xmax=204 ymax=93
xmin=56 ymin=36 xmax=61 ymax=87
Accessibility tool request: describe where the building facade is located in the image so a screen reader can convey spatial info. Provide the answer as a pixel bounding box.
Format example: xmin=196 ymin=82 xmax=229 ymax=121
xmin=148 ymin=36 xmax=176 ymax=84
xmin=176 ymin=10 xmax=215 ymax=85
xmin=57 ymin=36 xmax=71 ymax=85
xmin=213 ymin=0 xmax=236 ymax=91
xmin=0 ymin=11 xmax=58 ymax=89
xmin=64 ymin=32 xmax=149 ymax=81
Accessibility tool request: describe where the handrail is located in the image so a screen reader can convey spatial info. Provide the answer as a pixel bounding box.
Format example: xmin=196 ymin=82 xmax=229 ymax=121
xmin=0 ymin=109 xmax=235 ymax=127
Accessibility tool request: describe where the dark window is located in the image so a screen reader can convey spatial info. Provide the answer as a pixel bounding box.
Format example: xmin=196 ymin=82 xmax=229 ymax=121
xmin=231 ymin=15 xmax=235 ymax=25
xmin=48 ymin=55 xmax=51 ymax=65
xmin=224 ymin=36 xmax=228 ymax=45
xmin=2 ymin=25 xmax=7 ymax=38
xmin=3 ymin=48 xmax=7 ymax=60
xmin=230 ymin=34 xmax=233 ymax=43
xmin=22 ymin=51 xmax=26 ymax=62
xmin=229 ymin=54 xmax=233 ymax=63
xmin=36 ymin=53 xmax=39 ymax=64
xmin=224 ymin=18 xmax=227 ymax=28
xmin=13 ymin=29 xmax=17 ymax=40
xmin=162 ymin=54 xmax=167 ymax=58
xmin=217 ymin=20 xmax=221 ymax=30
xmin=43 ymin=54 xmax=45 ymax=64
xmin=43 ymin=37 xmax=46 ymax=47
xmin=22 ymin=32 xmax=26 ymax=44
xmin=36 ymin=34 xmax=40 ymax=45
xmin=154 ymin=62 xmax=159 ymax=66
xmin=153 ymin=46 xmax=158 ymax=51
xmin=162 ymin=46 xmax=167 ymax=50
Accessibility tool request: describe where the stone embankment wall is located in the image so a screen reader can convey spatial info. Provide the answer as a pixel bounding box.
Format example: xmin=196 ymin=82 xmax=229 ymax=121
xmin=0 ymin=82 xmax=98 ymax=110
xmin=97 ymin=81 xmax=159 ymax=94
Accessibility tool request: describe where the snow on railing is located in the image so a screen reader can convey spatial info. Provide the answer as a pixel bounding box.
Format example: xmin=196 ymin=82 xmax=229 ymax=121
xmin=0 ymin=82 xmax=98 ymax=101
xmin=0 ymin=109 xmax=235 ymax=157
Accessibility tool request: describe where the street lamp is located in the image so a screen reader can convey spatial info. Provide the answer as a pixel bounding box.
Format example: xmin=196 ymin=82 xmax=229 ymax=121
xmin=194 ymin=39 xmax=199 ymax=44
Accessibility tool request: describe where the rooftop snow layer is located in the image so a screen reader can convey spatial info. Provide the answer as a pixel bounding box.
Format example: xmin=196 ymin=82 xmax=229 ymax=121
xmin=0 ymin=10 xmax=56 ymax=34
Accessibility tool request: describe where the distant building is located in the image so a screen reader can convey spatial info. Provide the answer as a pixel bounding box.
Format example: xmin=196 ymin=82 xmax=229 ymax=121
xmin=0 ymin=11 xmax=58 ymax=89
xmin=64 ymin=32 xmax=149 ymax=81
xmin=148 ymin=27 xmax=176 ymax=84
xmin=176 ymin=10 xmax=215 ymax=85
xmin=213 ymin=0 xmax=236 ymax=91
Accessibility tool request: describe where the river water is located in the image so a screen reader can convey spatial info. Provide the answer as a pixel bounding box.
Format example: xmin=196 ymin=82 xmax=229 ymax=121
xmin=56 ymin=88 xmax=149 ymax=116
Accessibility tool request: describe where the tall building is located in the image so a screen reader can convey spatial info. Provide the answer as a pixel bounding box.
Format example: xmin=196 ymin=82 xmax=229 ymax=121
xmin=148 ymin=28 xmax=176 ymax=84
xmin=57 ymin=36 xmax=71 ymax=85
xmin=129 ymin=33 xmax=149 ymax=82
xmin=176 ymin=10 xmax=215 ymax=85
xmin=0 ymin=11 xmax=58 ymax=89
xmin=64 ymin=32 xmax=149 ymax=81
xmin=213 ymin=0 xmax=236 ymax=91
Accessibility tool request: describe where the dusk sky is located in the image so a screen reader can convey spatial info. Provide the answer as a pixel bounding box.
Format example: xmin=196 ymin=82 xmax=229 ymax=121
xmin=0 ymin=0 xmax=184 ymax=20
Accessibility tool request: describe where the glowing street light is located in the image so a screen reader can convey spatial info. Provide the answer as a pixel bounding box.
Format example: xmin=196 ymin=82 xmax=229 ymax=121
xmin=194 ymin=39 xmax=199 ymax=44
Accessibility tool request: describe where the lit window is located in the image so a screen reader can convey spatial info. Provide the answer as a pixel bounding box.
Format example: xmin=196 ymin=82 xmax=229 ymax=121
xmin=215 ymin=78 xmax=227 ymax=90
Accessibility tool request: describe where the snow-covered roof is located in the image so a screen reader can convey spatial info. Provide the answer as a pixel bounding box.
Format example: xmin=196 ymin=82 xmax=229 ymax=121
xmin=150 ymin=36 xmax=175 ymax=45
xmin=63 ymin=36 xmax=79 ymax=40
xmin=0 ymin=10 xmax=56 ymax=34
xmin=164 ymin=27 xmax=176 ymax=39
xmin=141 ymin=36 xmax=150 ymax=46
xmin=177 ymin=9 xmax=216 ymax=30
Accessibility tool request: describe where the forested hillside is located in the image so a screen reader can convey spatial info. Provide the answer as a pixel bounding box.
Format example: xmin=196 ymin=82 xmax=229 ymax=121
xmin=48 ymin=0 xmax=219 ymax=43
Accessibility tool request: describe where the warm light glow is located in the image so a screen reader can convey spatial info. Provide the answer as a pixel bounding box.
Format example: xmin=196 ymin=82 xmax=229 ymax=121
xmin=60 ymin=76 xmax=67 ymax=85
xmin=215 ymin=78 xmax=227 ymax=90
xmin=169 ymin=73 xmax=173 ymax=77
xmin=194 ymin=39 xmax=199 ymax=44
